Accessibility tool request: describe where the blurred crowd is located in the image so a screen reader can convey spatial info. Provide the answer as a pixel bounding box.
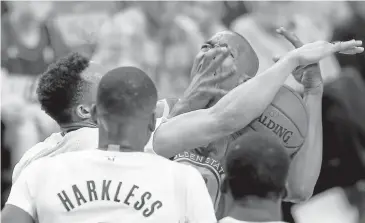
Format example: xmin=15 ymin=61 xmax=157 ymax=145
xmin=1 ymin=1 xmax=365 ymax=222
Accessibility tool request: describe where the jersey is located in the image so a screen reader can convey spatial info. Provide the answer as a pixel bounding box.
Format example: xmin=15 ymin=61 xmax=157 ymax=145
xmin=219 ymin=217 xmax=287 ymax=223
xmin=156 ymin=98 xmax=228 ymax=217
xmin=12 ymin=99 xmax=173 ymax=183
xmin=6 ymin=150 xmax=216 ymax=223
xmin=172 ymin=150 xmax=225 ymax=213
xmin=12 ymin=127 xmax=98 ymax=183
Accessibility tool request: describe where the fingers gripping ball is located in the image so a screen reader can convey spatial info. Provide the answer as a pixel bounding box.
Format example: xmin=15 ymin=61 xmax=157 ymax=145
xmin=247 ymin=85 xmax=308 ymax=155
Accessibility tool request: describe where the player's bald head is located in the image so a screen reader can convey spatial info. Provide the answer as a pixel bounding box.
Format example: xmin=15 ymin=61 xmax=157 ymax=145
xmin=96 ymin=66 xmax=157 ymax=119
xmin=206 ymin=30 xmax=259 ymax=78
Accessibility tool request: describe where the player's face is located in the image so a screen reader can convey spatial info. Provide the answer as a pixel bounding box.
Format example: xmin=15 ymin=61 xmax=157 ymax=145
xmin=200 ymin=31 xmax=252 ymax=92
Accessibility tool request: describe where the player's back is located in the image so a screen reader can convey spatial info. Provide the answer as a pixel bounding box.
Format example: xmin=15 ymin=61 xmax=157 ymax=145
xmin=24 ymin=150 xmax=202 ymax=223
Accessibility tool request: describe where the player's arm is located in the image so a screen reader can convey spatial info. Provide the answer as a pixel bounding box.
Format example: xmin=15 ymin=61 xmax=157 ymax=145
xmin=275 ymin=28 xmax=324 ymax=202
xmin=154 ymin=36 xmax=362 ymax=158
xmin=182 ymin=166 xmax=217 ymax=223
xmin=153 ymin=51 xmax=298 ymax=158
xmin=2 ymin=161 xmax=42 ymax=223
xmin=2 ymin=205 xmax=34 ymax=223
xmin=285 ymin=86 xmax=323 ymax=202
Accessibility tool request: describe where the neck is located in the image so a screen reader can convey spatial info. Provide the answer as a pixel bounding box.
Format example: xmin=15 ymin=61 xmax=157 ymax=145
xmin=227 ymin=197 xmax=282 ymax=222
xmin=98 ymin=124 xmax=145 ymax=153
xmin=60 ymin=120 xmax=97 ymax=133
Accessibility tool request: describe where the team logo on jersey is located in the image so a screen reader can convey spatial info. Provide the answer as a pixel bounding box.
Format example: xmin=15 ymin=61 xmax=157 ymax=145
xmin=172 ymin=151 xmax=225 ymax=211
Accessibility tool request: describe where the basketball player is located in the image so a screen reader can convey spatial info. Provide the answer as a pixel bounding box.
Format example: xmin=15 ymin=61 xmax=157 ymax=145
xmin=152 ymin=30 xmax=363 ymax=217
xmin=2 ymin=67 xmax=216 ymax=223
xmin=219 ymin=132 xmax=291 ymax=223
xmin=12 ymin=50 xmax=231 ymax=183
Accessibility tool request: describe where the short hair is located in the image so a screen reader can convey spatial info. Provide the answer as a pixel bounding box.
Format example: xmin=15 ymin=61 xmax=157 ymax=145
xmin=97 ymin=66 xmax=157 ymax=118
xmin=37 ymin=52 xmax=91 ymax=124
xmin=225 ymin=131 xmax=290 ymax=200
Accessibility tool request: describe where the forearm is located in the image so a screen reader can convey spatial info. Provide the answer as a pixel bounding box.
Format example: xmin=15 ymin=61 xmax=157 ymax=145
xmin=285 ymin=90 xmax=323 ymax=202
xmin=210 ymin=55 xmax=298 ymax=132
xmin=153 ymin=109 xmax=223 ymax=158
xmin=153 ymin=56 xmax=298 ymax=157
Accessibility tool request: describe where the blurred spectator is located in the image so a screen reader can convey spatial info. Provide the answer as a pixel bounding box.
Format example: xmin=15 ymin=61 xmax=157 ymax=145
xmin=231 ymin=1 xmax=343 ymax=93
xmin=1 ymin=120 xmax=11 ymax=208
xmin=1 ymin=2 xmax=54 ymax=75
xmin=221 ymin=1 xmax=248 ymax=28
xmin=315 ymin=68 xmax=365 ymax=221
xmin=183 ymin=1 xmax=227 ymax=38
xmin=332 ymin=1 xmax=365 ymax=80
xmin=1 ymin=65 xmax=59 ymax=169
xmin=93 ymin=7 xmax=160 ymax=77
xmin=45 ymin=1 xmax=116 ymax=59
xmin=159 ymin=14 xmax=204 ymax=98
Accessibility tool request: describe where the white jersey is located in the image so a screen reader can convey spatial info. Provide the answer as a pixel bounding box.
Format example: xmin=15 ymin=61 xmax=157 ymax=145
xmin=219 ymin=217 xmax=286 ymax=223
xmin=12 ymin=127 xmax=98 ymax=183
xmin=12 ymin=99 xmax=170 ymax=183
xmin=7 ymin=150 xmax=216 ymax=223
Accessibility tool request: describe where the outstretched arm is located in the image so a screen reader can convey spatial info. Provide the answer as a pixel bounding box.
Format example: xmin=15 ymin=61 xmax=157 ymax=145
xmin=154 ymin=54 xmax=298 ymax=158
xmin=276 ymin=28 xmax=324 ymax=202
xmin=154 ymin=36 xmax=363 ymax=158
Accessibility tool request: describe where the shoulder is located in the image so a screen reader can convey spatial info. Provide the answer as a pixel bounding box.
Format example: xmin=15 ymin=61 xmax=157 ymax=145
xmin=12 ymin=133 xmax=62 ymax=183
xmin=20 ymin=133 xmax=62 ymax=160
xmin=144 ymin=153 xmax=190 ymax=171
xmin=17 ymin=156 xmax=53 ymax=180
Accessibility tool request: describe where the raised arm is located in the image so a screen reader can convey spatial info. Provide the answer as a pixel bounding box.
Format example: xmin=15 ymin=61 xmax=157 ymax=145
xmin=153 ymin=37 xmax=363 ymax=158
xmin=286 ymin=85 xmax=323 ymax=202
xmin=275 ymin=28 xmax=324 ymax=202
xmin=154 ymin=52 xmax=297 ymax=158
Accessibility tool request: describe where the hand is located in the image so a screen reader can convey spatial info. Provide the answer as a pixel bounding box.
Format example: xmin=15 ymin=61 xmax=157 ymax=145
xmin=287 ymin=38 xmax=363 ymax=67
xmin=181 ymin=47 xmax=236 ymax=111
xmin=274 ymin=27 xmax=323 ymax=93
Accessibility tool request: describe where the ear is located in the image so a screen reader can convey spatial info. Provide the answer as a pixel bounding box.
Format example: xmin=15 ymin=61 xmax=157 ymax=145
xmin=90 ymin=104 xmax=98 ymax=124
xmin=148 ymin=112 xmax=156 ymax=132
xmin=76 ymin=104 xmax=92 ymax=120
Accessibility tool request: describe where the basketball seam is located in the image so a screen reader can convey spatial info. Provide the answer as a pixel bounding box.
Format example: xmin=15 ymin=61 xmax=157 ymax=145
xmin=283 ymin=85 xmax=309 ymax=121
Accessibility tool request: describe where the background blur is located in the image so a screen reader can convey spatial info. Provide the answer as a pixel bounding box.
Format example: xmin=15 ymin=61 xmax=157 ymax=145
xmin=1 ymin=1 xmax=364 ymax=222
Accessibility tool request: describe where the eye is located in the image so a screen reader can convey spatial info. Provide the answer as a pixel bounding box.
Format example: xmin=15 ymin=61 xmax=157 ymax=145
xmin=201 ymin=44 xmax=211 ymax=52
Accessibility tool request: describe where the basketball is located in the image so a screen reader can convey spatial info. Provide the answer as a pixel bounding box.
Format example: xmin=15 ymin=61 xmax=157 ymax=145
xmin=248 ymin=85 xmax=308 ymax=155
